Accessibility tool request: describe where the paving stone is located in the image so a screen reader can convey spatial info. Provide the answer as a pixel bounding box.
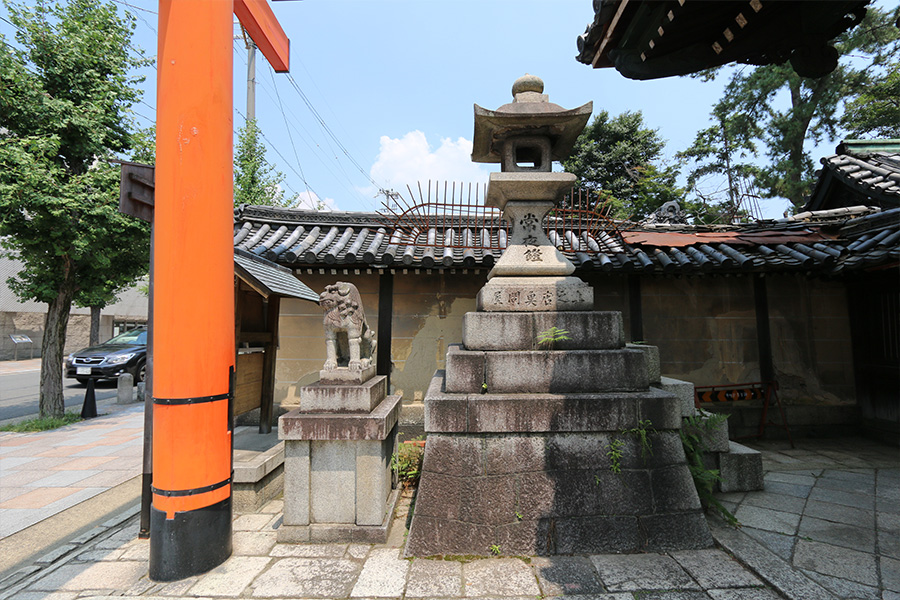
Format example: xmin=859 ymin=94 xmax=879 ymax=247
xmin=809 ymin=486 xmax=873 ymax=511
xmin=345 ymin=544 xmax=371 ymax=560
xmin=883 ymin=556 xmax=900 ymax=592
xmin=188 ymin=556 xmax=271 ymax=597
xmin=350 ymin=547 xmax=409 ymax=597
xmin=741 ymin=528 xmax=796 ymax=562
xmin=793 ymin=538 xmax=878 ymax=586
xmin=885 ymin=591 xmax=900 ymax=600
xmin=630 ymin=592 xmax=708 ymax=600
xmin=711 ymin=522 xmax=838 ymax=600
xmin=73 ymin=547 xmax=125 ymax=562
xmin=233 ymin=531 xmax=277 ymax=556
xmin=741 ymin=491 xmax=807 ymax=515
xmin=761 ymin=480 xmax=812 ymax=499
xmin=404 ymin=558 xmax=462 ymax=598
xmin=670 ymin=548 xmax=764 ymax=588
xmin=879 ymin=495 xmax=900 ymax=516
xmin=880 ymin=530 xmax=900 ymax=560
xmin=26 ymin=561 xmax=147 ymax=592
xmin=879 ymin=511 xmax=900 ymax=532
xmin=800 ymin=568 xmax=880 ymax=600
xmin=269 ymin=543 xmax=347 ymax=558
xmin=763 ymin=471 xmax=818 ymax=487
xmin=250 ymin=557 xmax=361 ymax=598
xmin=531 ymin=556 xmax=604 ymax=597
xmin=707 ymin=590 xmax=783 ymax=600
xmin=821 ymin=469 xmax=875 ymax=485
xmin=8 ymin=593 xmax=79 ymax=600
xmin=462 ymin=558 xmax=541 ymax=597
xmin=590 ymin=553 xmax=699 ymax=591
xmin=153 ymin=573 xmax=203 ymax=596
xmin=733 ymin=505 xmax=800 ymax=535
xmin=798 ymin=515 xmax=876 ymax=553
xmin=234 ymin=513 xmax=278 ymax=532
xmin=803 ymin=498 xmax=874 ymax=527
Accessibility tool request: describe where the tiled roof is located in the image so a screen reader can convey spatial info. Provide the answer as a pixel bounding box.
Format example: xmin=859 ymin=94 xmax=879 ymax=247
xmin=234 ymin=248 xmax=320 ymax=302
xmin=234 ymin=205 xmax=900 ymax=276
xmin=821 ymin=152 xmax=900 ymax=202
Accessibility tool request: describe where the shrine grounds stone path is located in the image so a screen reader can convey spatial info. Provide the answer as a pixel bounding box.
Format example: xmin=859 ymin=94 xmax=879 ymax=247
xmin=0 ymin=401 xmax=897 ymax=600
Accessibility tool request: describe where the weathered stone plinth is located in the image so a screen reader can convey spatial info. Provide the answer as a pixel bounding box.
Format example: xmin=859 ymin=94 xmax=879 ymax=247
xmin=477 ymin=277 xmax=593 ymax=312
xmin=405 ymin=320 xmax=714 ymax=556
xmin=278 ymin=368 xmax=400 ymax=543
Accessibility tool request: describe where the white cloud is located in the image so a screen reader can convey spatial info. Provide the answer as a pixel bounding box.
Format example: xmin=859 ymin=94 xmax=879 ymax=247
xmin=369 ymin=131 xmax=491 ymax=198
xmin=293 ymin=190 xmax=338 ymax=211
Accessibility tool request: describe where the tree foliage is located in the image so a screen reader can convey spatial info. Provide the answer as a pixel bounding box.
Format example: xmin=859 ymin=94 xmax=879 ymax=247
xmin=841 ymin=61 xmax=900 ymax=139
xmin=234 ymin=118 xmax=298 ymax=207
xmin=0 ymin=0 xmax=150 ymax=417
xmin=561 ymin=110 xmax=685 ymax=220
xmin=682 ymin=5 xmax=900 ymax=212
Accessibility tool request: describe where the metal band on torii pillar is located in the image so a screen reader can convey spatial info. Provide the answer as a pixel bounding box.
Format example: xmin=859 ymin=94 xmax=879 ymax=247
xmin=150 ymin=0 xmax=289 ymax=582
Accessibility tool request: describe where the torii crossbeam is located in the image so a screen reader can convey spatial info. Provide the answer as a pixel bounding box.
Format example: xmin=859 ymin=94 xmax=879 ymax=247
xmin=150 ymin=0 xmax=289 ymax=581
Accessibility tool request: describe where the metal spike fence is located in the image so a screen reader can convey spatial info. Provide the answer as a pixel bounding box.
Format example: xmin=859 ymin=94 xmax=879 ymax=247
xmin=377 ymin=181 xmax=626 ymax=255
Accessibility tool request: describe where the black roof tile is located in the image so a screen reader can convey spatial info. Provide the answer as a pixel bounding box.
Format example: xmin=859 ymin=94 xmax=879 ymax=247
xmin=234 ymin=205 xmax=900 ymax=277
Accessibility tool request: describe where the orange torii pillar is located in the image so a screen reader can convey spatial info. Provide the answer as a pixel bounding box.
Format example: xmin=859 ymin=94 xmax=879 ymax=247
xmin=151 ymin=0 xmax=288 ymax=581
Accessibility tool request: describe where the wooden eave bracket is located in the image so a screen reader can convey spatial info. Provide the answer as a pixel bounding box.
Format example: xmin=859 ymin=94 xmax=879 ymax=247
xmin=233 ymin=0 xmax=290 ymax=72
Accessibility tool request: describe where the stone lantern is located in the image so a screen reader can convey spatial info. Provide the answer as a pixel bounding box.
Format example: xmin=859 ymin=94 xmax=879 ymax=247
xmin=404 ymin=76 xmax=714 ymax=558
xmin=471 ymin=75 xmax=594 ymax=310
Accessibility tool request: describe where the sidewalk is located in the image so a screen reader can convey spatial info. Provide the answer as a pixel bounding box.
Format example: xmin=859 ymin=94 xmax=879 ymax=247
xmin=0 ymin=412 xmax=896 ymax=599
xmin=0 ymin=404 xmax=145 ymax=539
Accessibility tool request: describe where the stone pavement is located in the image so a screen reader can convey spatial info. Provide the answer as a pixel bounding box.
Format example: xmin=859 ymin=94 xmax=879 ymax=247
xmin=0 ymin=404 xmax=145 ymax=538
xmin=0 ymin=428 xmax=896 ymax=599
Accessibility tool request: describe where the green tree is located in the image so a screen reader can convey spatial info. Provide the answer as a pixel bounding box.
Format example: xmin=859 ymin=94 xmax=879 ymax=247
xmin=561 ymin=110 xmax=685 ymax=220
xmin=234 ymin=118 xmax=298 ymax=207
xmin=0 ymin=0 xmax=150 ymax=417
xmin=841 ymin=61 xmax=900 ymax=139
xmin=686 ymin=5 xmax=899 ymax=211
xmin=677 ymin=105 xmax=762 ymax=223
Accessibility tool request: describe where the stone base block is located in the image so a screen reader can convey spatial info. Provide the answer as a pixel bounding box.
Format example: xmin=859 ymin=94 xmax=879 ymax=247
xmin=427 ymin=370 xmax=681 ymax=433
xmin=318 ymin=365 xmax=377 ymax=385
xmin=656 ymin=376 xmax=697 ymax=417
xmin=682 ymin=411 xmax=730 ymax=453
xmin=627 ymin=344 xmax=659 ymax=384
xmin=462 ymin=311 xmax=624 ymax=351
xmin=277 ymin=489 xmax=401 ymax=544
xmin=280 ymin=394 xmax=401 ymax=440
xmin=477 ymin=277 xmax=593 ymax=312
xmin=300 ymin=376 xmax=387 ymax=413
xmin=404 ymin=431 xmax=712 ymax=557
xmin=718 ymin=441 xmax=764 ymax=493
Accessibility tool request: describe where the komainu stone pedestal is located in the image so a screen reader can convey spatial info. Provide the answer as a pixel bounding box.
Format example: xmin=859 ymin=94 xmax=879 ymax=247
xmin=277 ymin=372 xmax=401 ymax=543
xmin=404 ymin=311 xmax=714 ymax=557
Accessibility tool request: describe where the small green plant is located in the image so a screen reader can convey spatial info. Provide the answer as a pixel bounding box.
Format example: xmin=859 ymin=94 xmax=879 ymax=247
xmin=489 ymin=544 xmax=501 ymax=556
xmin=606 ymin=438 xmax=625 ymax=474
xmin=623 ymin=419 xmax=656 ymax=461
xmin=1 ymin=412 xmax=82 ymax=432
xmin=391 ymin=440 xmax=425 ymax=487
xmin=536 ymin=326 xmax=571 ymax=350
xmin=681 ymin=413 xmax=739 ymax=527
xmin=515 ymin=511 xmax=523 ymax=521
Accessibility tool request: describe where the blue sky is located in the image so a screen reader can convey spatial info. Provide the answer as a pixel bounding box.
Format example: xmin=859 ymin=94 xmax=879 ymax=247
xmin=4 ymin=0 xmax=859 ymax=219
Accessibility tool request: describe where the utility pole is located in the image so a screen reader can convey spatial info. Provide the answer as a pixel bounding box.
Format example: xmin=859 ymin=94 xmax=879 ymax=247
xmin=247 ymin=42 xmax=256 ymax=121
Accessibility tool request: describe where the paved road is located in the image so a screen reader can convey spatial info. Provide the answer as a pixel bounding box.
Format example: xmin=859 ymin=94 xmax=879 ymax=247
xmin=0 ymin=363 xmax=118 ymax=422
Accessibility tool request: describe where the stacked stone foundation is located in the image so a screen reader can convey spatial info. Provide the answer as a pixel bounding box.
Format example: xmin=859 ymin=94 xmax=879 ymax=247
xmin=405 ymin=311 xmax=714 ymax=557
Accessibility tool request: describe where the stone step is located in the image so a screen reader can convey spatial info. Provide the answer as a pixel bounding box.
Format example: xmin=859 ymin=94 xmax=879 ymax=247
xmin=445 ymin=345 xmax=648 ymax=394
xmin=717 ymin=440 xmax=764 ymax=493
xmin=462 ymin=311 xmax=624 ymax=351
xmin=427 ymin=371 xmax=680 ymax=434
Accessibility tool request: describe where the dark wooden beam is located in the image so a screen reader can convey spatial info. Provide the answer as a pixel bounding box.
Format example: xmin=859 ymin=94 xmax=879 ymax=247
xmin=628 ymin=275 xmax=643 ymax=342
xmin=754 ymin=275 xmax=775 ymax=382
xmin=377 ymin=271 xmax=394 ymax=390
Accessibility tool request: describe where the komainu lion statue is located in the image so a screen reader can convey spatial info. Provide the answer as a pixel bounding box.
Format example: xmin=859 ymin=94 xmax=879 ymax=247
xmin=320 ymin=282 xmax=377 ymax=371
